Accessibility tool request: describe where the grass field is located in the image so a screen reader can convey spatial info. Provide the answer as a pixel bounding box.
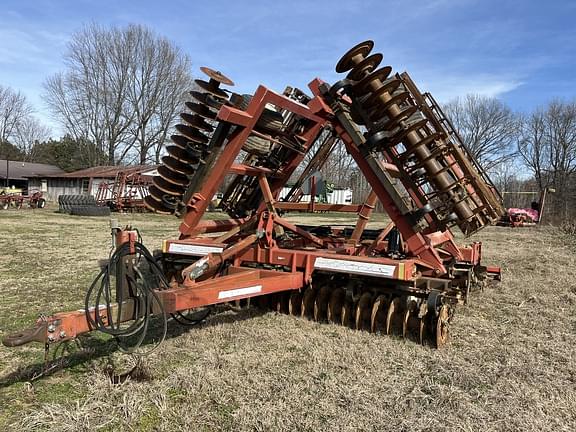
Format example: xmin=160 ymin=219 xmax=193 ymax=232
xmin=1 ymin=207 xmax=575 ymax=431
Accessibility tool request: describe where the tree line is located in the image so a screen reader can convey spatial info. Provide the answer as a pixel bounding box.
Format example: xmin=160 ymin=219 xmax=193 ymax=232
xmin=1 ymin=23 xmax=192 ymax=169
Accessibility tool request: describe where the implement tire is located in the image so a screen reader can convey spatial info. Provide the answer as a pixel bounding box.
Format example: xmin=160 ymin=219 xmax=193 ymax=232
xmin=235 ymin=94 xmax=285 ymax=132
xmin=243 ymin=136 xmax=271 ymax=156
xmin=70 ymin=206 xmax=111 ymax=217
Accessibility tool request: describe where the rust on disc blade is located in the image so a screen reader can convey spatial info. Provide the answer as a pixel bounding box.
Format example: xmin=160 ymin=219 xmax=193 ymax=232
xmin=148 ymin=185 xmax=179 ymax=210
xmin=341 ymin=299 xmax=354 ymax=328
xmin=364 ymin=84 xmax=406 ymax=109
xmin=148 ymin=185 xmax=178 ymax=206
xmin=301 ymin=288 xmax=316 ymax=319
xmin=370 ymin=295 xmax=388 ymax=333
xmin=180 ymin=113 xmax=214 ymax=132
xmin=174 ymin=125 xmax=209 ymax=144
xmin=419 ymin=314 xmax=428 ymax=345
xmin=398 ymin=132 xmax=443 ymax=162
xmin=171 ymin=134 xmax=193 ymax=150
xmin=384 ymin=106 xmax=418 ymax=129
xmin=200 ymin=66 xmax=235 ymax=86
xmin=157 ymin=165 xmax=189 ymax=186
xmin=336 ymin=40 xmax=374 ymax=73
xmin=354 ymin=67 xmax=394 ymax=95
xmin=147 ymin=185 xmax=163 ymax=202
xmin=288 ymin=290 xmax=302 ymax=316
xmin=189 ymin=91 xmax=224 ymax=110
xmin=369 ymin=90 xmax=411 ymax=111
xmin=371 ymin=105 xmax=419 ymax=130
xmin=161 ymin=155 xmax=195 ymax=175
xmin=402 ymin=300 xmax=418 ymax=339
xmin=181 ymin=144 xmax=204 ymax=160
xmin=144 ymin=195 xmax=172 ymax=214
xmin=185 ymin=101 xmax=217 ymax=120
xmin=153 ymin=176 xmax=185 ymax=196
xmin=276 ymin=292 xmax=290 ymax=314
xmin=374 ymin=105 xmax=418 ymax=131
xmin=166 ymin=145 xmax=201 ymax=164
xmin=389 ymin=118 xmax=429 ymax=145
xmin=355 ymin=292 xmax=373 ymax=331
xmin=327 ymin=288 xmax=345 ymax=323
xmin=313 ymin=286 xmax=331 ymax=322
xmin=385 ymin=297 xmax=401 ymax=335
xmin=346 ymin=53 xmax=383 ymax=81
xmin=366 ymin=92 xmax=412 ymax=122
xmin=194 ymin=79 xmax=229 ymax=100
xmin=435 ymin=305 xmax=450 ymax=348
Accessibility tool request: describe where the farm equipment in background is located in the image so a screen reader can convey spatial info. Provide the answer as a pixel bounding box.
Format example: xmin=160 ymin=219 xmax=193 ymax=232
xmin=497 ymin=188 xmax=554 ymax=227
xmin=279 ymin=173 xmax=353 ymax=211
xmin=0 ymin=189 xmax=46 ymax=210
xmin=95 ymin=171 xmax=152 ymax=212
xmin=3 ymin=40 xmax=505 ymax=359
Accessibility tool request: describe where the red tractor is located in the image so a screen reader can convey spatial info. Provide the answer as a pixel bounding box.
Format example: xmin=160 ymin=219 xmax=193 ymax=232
xmin=0 ymin=190 xmax=46 ymax=210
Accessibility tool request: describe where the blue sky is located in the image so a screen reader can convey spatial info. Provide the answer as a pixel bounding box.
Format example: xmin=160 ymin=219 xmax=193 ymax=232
xmin=0 ymin=0 xmax=574 ymax=135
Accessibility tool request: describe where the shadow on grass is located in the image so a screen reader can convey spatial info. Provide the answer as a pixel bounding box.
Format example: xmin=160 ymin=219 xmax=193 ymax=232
xmin=0 ymin=306 xmax=266 ymax=387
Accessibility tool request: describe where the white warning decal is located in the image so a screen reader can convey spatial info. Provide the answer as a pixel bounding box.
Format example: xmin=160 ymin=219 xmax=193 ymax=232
xmin=168 ymin=243 xmax=224 ymax=256
xmin=218 ymin=285 xmax=262 ymax=300
xmin=314 ymin=257 xmax=395 ymax=277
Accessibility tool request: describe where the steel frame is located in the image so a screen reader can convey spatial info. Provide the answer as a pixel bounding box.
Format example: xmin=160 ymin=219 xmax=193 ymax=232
xmin=3 ymin=59 xmax=503 ymax=351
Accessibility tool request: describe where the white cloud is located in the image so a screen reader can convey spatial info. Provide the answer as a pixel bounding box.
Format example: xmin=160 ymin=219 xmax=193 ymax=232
xmin=417 ymin=73 xmax=523 ymax=102
xmin=0 ymin=27 xmax=66 ymax=67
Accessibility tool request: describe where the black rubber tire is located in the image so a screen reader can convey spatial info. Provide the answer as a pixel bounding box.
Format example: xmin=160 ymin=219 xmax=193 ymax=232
xmin=69 ymin=205 xmax=111 ymax=217
xmin=234 ymin=94 xmax=283 ymax=155
xmin=58 ymin=195 xmax=98 ymax=213
xmin=58 ymin=195 xmax=68 ymax=213
xmin=85 ymin=195 xmax=97 ymax=206
xmin=58 ymin=195 xmax=73 ymax=213
xmin=257 ymin=111 xmax=284 ymax=131
xmin=243 ymin=136 xmax=271 ymax=156
xmin=37 ymin=198 xmax=46 ymax=209
xmin=236 ymin=94 xmax=285 ymax=132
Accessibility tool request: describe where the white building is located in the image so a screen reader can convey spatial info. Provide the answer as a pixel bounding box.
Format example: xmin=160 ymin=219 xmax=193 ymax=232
xmin=279 ymin=186 xmax=353 ymax=205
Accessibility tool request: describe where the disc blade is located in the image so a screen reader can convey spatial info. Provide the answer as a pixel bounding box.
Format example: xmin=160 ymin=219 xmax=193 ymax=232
xmin=185 ymin=102 xmax=217 ymax=120
xmin=152 ymin=176 xmax=185 ymax=196
xmin=162 ymin=155 xmax=195 ymax=176
xmin=180 ymin=113 xmax=214 ymax=132
xmin=200 ymin=66 xmax=235 ymax=86
xmin=336 ymin=40 xmax=374 ymax=73
xmin=157 ymin=165 xmax=189 ymax=186
xmin=175 ymin=125 xmax=209 ymax=144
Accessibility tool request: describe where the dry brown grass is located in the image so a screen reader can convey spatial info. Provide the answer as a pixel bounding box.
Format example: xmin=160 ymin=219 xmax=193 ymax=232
xmin=1 ymin=208 xmax=576 ymax=431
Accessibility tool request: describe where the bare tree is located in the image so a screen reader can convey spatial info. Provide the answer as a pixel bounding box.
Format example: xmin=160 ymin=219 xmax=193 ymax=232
xmin=443 ymin=94 xmax=519 ymax=170
xmin=0 ymin=85 xmax=33 ymax=144
xmin=320 ymin=140 xmax=356 ymax=188
xmin=124 ymin=26 xmax=192 ymax=164
xmin=518 ymin=109 xmax=547 ymax=190
xmin=13 ymin=117 xmax=52 ymax=161
xmin=518 ymin=99 xmax=576 ymax=221
xmin=44 ymin=23 xmax=192 ymax=166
